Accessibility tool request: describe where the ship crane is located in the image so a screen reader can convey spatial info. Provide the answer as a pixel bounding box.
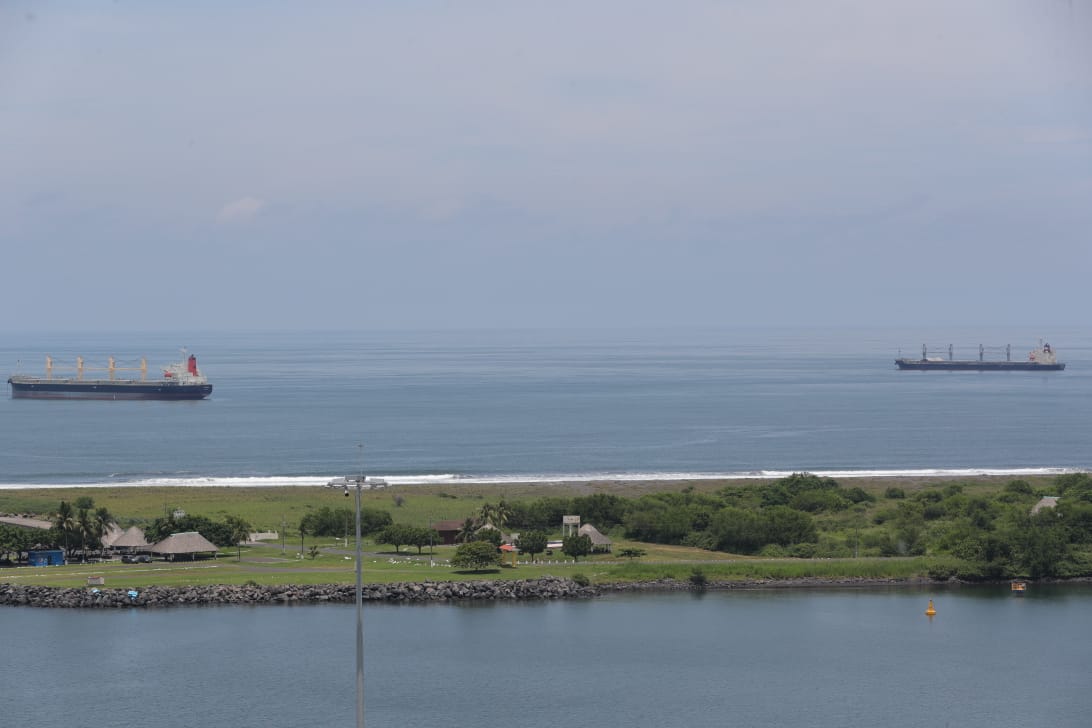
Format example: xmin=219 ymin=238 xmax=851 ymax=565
xmin=44 ymin=357 xmax=148 ymax=381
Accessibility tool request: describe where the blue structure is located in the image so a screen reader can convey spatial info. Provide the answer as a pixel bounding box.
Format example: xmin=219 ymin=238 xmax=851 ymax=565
xmin=27 ymin=549 xmax=65 ymax=566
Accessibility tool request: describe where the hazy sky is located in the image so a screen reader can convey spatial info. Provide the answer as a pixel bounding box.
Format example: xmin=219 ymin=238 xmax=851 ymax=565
xmin=2 ymin=1 xmax=1090 ymax=331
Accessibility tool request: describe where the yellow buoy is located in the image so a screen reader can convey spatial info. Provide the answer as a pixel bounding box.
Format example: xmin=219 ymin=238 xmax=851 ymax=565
xmin=925 ymin=599 xmax=937 ymax=617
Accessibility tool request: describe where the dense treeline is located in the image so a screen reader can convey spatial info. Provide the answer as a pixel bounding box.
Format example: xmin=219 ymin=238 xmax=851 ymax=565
xmin=0 ymin=524 xmax=48 ymax=562
xmin=503 ymin=473 xmax=1092 ymax=579
xmin=299 ymin=506 xmax=392 ymax=538
xmin=145 ymin=513 xmax=250 ymax=548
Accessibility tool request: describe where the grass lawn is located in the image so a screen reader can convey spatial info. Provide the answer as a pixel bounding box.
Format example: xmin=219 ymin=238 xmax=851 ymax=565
xmin=0 ymin=475 xmax=1031 ymax=588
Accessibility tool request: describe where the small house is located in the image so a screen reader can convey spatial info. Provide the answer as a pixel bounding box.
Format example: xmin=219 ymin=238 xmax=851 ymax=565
xmin=431 ymin=520 xmax=467 ymax=546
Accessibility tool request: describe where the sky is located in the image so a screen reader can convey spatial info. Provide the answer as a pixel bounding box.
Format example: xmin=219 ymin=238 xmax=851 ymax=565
xmin=2 ymin=1 xmax=1091 ymax=331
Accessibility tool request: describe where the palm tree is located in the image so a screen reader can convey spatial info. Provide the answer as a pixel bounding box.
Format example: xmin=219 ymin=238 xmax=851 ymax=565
xmin=478 ymin=500 xmax=512 ymax=529
xmin=494 ymin=500 xmax=512 ymax=529
xmin=456 ymin=517 xmax=479 ymax=544
xmin=224 ymin=515 xmax=252 ymax=561
xmin=76 ymin=508 xmax=97 ymax=562
xmin=53 ymin=501 xmax=75 ymax=557
xmin=93 ymin=507 xmax=113 ymax=558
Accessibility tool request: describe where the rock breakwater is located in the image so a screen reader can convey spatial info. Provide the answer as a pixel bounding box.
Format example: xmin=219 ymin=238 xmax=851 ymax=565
xmin=0 ymin=577 xmax=598 ymax=609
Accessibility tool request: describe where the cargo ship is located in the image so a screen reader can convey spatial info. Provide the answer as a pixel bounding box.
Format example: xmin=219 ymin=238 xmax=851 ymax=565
xmin=895 ymin=342 xmax=1065 ymax=371
xmin=7 ymin=352 xmax=213 ymax=400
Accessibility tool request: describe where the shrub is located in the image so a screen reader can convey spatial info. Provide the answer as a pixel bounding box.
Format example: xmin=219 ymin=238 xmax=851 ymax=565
xmin=681 ymin=531 xmax=716 ymax=550
xmin=843 ymin=487 xmax=876 ymax=504
xmin=688 ymin=568 xmax=708 ymax=588
xmin=789 ymin=542 xmax=818 ymax=558
xmin=927 ymin=562 xmax=958 ymax=580
xmin=923 ymin=504 xmax=946 ymax=521
xmin=1003 ymin=479 xmax=1034 ymax=496
xmin=884 ymin=487 xmax=906 ymax=499
xmin=571 ymin=573 xmax=590 ymax=587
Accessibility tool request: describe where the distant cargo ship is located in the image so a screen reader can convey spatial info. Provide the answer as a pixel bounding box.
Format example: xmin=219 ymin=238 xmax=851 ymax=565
xmin=895 ymin=342 xmax=1065 ymax=371
xmin=7 ymin=352 xmax=213 ymax=400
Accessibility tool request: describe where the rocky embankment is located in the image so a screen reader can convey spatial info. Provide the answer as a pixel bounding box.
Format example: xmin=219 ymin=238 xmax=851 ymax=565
xmin=603 ymin=576 xmax=934 ymax=592
xmin=0 ymin=576 xmax=597 ymax=609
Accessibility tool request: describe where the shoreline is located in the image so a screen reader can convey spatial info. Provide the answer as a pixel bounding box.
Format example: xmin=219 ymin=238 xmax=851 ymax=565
xmin=0 ymin=468 xmax=1082 ymax=491
xmin=4 ymin=576 xmax=1085 ymax=609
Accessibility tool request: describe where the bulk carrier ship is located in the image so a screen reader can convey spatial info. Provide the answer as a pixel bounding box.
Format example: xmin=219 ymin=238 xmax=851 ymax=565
xmin=895 ymin=342 xmax=1065 ymax=371
xmin=7 ymin=352 xmax=213 ymax=400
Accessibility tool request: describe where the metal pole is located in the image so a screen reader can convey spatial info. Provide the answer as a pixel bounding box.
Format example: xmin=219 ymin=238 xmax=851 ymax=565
xmin=354 ymin=478 xmax=365 ymax=728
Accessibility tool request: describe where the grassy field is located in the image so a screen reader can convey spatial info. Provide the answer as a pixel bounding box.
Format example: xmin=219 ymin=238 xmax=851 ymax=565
xmin=0 ymin=475 xmax=1055 ymax=532
xmin=0 ymin=475 xmax=1045 ymax=588
xmin=0 ymin=540 xmax=937 ymax=589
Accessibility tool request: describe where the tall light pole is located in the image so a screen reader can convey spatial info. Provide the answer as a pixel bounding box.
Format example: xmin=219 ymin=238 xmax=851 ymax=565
xmin=326 ymin=474 xmax=387 ymax=728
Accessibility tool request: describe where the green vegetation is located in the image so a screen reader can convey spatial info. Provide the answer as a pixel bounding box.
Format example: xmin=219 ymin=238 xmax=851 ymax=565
xmin=2 ymin=473 xmax=1090 ymax=587
xmin=145 ymin=512 xmax=249 ymax=549
xmin=375 ymin=524 xmax=438 ymax=554
xmin=451 ymin=541 xmax=502 ymax=571
xmin=562 ymin=534 xmax=593 ymax=561
xmin=515 ymin=530 xmax=548 ymax=561
xmin=300 ymin=506 xmax=392 ymax=538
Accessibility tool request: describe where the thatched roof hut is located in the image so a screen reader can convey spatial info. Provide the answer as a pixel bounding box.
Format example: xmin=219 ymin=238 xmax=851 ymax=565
xmin=150 ymin=531 xmax=219 ymax=560
xmin=578 ymin=523 xmax=613 ymax=552
xmin=110 ymin=526 xmax=150 ymax=550
xmin=1032 ymin=496 xmax=1059 ymax=514
xmin=100 ymin=523 xmax=125 ymax=547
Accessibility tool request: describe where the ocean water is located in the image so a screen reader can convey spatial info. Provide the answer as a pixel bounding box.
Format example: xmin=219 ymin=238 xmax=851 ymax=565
xmin=1 ymin=326 xmax=1089 ymax=488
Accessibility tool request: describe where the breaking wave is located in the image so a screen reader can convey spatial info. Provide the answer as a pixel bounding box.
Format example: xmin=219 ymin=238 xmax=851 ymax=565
xmin=0 ymin=467 xmax=1084 ymax=489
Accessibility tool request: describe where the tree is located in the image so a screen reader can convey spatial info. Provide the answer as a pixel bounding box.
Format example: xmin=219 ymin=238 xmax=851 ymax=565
xmin=93 ymin=507 xmax=113 ymax=557
xmin=147 ymin=514 xmax=236 ymax=548
xmin=53 ymin=501 xmax=75 ymax=556
xmin=408 ymin=526 xmax=439 ymax=555
xmin=1012 ymin=511 xmax=1069 ymax=578
xmin=224 ymin=515 xmax=252 ymax=561
xmin=763 ymin=506 xmax=818 ymax=546
xmin=0 ymin=525 xmax=35 ymax=563
xmin=707 ymin=507 xmax=766 ymax=554
xmin=619 ymin=547 xmax=646 ymax=560
xmin=76 ymin=507 xmax=99 ymax=561
xmin=562 ymin=534 xmax=593 ymax=561
xmin=456 ymin=517 xmax=479 ymax=544
xmin=450 ymin=541 xmax=501 ymax=571
xmin=472 ymin=526 xmax=503 ymax=547
xmin=376 ymin=524 xmax=417 ymax=553
xmin=300 ymin=506 xmax=391 ymax=538
xmin=516 ymin=530 xmax=548 ymax=562
xmin=570 ymin=494 xmax=628 ymax=529
xmin=479 ymin=501 xmax=512 ymax=529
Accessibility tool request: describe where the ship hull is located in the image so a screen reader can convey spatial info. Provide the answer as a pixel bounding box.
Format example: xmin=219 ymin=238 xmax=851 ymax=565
xmin=895 ymin=360 xmax=1065 ymax=371
xmin=8 ymin=378 xmax=212 ymax=400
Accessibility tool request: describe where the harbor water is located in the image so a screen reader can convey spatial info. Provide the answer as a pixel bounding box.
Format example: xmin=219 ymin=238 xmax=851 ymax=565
xmin=3 ymin=586 xmax=1090 ymax=727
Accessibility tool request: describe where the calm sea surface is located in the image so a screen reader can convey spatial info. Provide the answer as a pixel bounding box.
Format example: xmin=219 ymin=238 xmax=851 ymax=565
xmin=1 ymin=326 xmax=1090 ymax=488
xmin=3 ymin=586 xmax=1090 ymax=728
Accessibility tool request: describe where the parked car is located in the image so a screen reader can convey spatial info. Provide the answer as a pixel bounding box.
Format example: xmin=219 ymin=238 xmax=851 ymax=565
xmin=122 ymin=554 xmax=152 ymax=564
